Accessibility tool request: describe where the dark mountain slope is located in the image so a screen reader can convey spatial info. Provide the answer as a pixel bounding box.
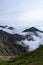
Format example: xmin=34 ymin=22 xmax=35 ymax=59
xmin=0 ymin=30 xmax=27 ymax=56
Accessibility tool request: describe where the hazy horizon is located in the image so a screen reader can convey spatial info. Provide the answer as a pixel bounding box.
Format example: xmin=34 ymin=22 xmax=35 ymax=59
xmin=0 ymin=0 xmax=43 ymax=28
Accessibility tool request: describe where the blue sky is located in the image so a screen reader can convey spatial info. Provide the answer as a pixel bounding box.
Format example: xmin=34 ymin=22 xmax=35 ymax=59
xmin=0 ymin=0 xmax=43 ymax=27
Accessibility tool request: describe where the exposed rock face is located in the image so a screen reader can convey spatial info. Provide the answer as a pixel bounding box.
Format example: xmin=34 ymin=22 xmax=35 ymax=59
xmin=0 ymin=30 xmax=27 ymax=56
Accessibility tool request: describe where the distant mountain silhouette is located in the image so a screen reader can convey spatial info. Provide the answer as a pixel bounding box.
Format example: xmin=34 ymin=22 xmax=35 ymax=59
xmin=0 ymin=25 xmax=8 ymax=28
xmin=8 ymin=27 xmax=15 ymax=30
xmin=23 ymin=27 xmax=43 ymax=33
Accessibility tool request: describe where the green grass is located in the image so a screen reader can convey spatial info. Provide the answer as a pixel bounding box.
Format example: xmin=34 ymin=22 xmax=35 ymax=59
xmin=0 ymin=45 xmax=43 ymax=65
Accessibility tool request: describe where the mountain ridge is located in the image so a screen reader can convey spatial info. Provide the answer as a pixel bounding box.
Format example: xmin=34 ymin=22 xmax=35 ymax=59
xmin=0 ymin=26 xmax=43 ymax=55
xmin=23 ymin=27 xmax=43 ymax=33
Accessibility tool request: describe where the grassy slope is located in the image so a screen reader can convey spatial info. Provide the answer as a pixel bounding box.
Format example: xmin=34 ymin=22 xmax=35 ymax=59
xmin=0 ymin=45 xmax=43 ymax=65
